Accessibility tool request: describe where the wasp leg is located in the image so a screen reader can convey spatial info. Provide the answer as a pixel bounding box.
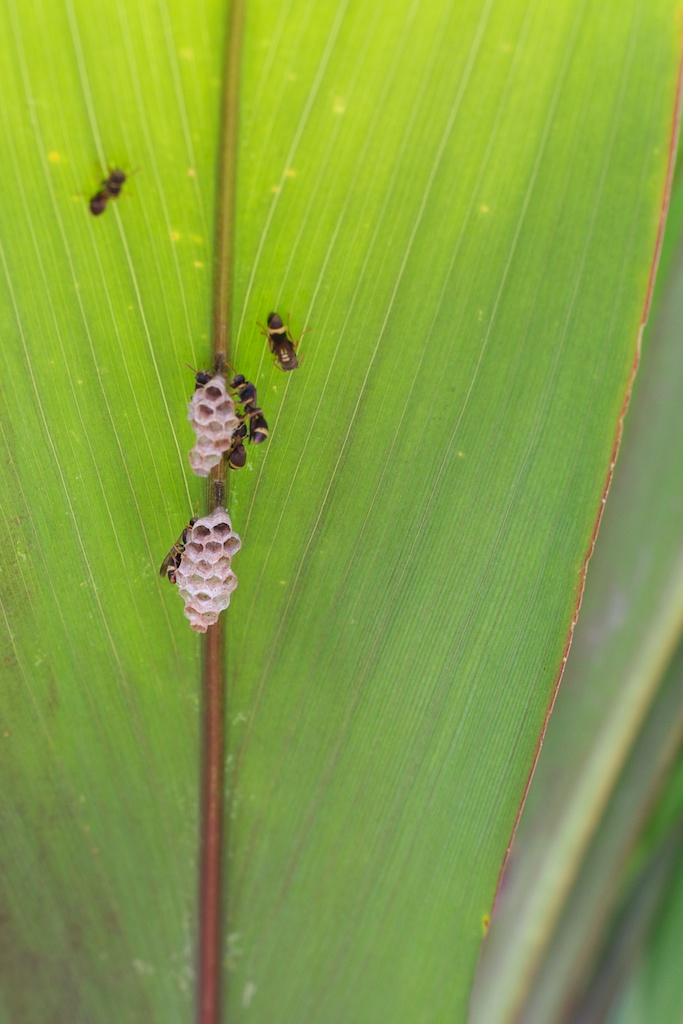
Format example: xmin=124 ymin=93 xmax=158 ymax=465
xmin=292 ymin=326 xmax=311 ymax=350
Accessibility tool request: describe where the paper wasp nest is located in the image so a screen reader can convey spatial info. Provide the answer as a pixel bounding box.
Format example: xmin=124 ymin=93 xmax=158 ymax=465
xmin=175 ymin=508 xmax=241 ymax=633
xmin=188 ymin=375 xmax=241 ymax=477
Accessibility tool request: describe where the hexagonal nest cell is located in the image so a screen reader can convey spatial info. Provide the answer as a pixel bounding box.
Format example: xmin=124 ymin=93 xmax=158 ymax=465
xmin=188 ymin=375 xmax=241 ymax=477
xmin=174 ymin=508 xmax=242 ymax=632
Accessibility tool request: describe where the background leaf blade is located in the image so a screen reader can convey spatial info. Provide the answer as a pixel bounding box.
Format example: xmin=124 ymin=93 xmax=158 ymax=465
xmin=0 ymin=1 xmax=681 ymax=1022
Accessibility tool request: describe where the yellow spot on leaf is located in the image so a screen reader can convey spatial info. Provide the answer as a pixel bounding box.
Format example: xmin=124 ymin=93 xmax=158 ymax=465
xmin=170 ymin=231 xmax=181 ymax=242
xmin=48 ymin=152 xmax=60 ymax=163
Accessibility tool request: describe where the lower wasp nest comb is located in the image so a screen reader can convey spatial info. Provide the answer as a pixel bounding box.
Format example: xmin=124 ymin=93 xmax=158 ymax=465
xmin=174 ymin=508 xmax=241 ymax=633
xmin=188 ymin=375 xmax=241 ymax=477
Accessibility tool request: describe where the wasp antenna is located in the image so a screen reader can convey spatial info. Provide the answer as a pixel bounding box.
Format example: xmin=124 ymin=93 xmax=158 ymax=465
xmin=106 ymin=163 xmax=139 ymax=175
xmin=184 ymin=362 xmax=200 ymax=374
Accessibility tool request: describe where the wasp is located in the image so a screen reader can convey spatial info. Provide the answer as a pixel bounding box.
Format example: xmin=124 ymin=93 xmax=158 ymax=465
xmin=228 ymin=374 xmax=268 ymax=445
xmin=89 ymin=168 xmax=131 ymax=216
xmin=258 ymin=312 xmax=305 ymax=371
xmin=159 ymin=518 xmax=197 ymax=584
xmin=193 ymin=370 xmax=214 ymax=390
xmin=184 ymin=362 xmax=213 ymax=390
xmin=245 ymin=408 xmax=268 ymax=445
xmin=227 ymin=422 xmax=248 ymax=469
xmin=229 ymin=374 xmax=258 ymax=407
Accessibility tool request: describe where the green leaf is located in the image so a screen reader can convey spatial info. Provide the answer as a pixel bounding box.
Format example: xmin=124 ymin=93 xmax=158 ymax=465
xmin=473 ymin=641 xmax=683 ymax=1023
xmin=604 ymin=822 xmax=683 ymax=1024
xmin=470 ymin=88 xmax=683 ymax=1024
xmin=0 ymin=1 xmax=681 ymax=1021
xmin=575 ymin=824 xmax=683 ymax=1024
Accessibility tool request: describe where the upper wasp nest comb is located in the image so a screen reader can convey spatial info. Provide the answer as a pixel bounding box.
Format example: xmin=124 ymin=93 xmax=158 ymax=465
xmin=174 ymin=508 xmax=241 ymax=633
xmin=188 ymin=374 xmax=241 ymax=477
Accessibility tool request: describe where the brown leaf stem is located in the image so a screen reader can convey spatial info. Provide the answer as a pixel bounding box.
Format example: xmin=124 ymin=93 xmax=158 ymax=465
xmin=198 ymin=0 xmax=245 ymax=1020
